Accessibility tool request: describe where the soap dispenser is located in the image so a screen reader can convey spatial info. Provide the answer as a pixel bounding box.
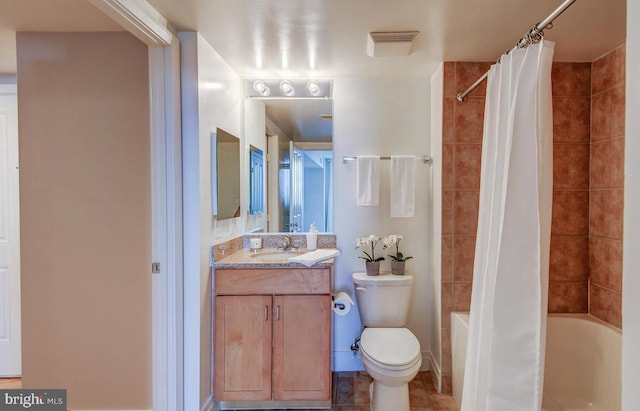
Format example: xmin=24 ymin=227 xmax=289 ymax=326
xmin=306 ymin=223 xmax=318 ymax=251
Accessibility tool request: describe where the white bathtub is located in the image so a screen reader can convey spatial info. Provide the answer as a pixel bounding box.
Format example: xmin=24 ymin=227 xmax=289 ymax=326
xmin=451 ymin=313 xmax=621 ymax=411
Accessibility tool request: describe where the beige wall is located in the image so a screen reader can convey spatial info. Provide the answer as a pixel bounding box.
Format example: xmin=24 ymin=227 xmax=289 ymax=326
xmin=17 ymin=32 xmax=151 ymax=409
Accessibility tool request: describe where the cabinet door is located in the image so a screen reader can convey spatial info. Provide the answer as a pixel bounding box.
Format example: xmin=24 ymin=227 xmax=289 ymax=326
xmin=214 ymin=295 xmax=272 ymax=400
xmin=273 ymin=295 xmax=331 ymax=401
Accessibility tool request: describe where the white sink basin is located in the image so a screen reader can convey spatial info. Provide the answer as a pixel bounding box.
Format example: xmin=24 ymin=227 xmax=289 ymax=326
xmin=249 ymin=250 xmax=305 ymax=262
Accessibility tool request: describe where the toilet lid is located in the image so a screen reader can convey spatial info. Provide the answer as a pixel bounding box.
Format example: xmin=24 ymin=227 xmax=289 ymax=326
xmin=360 ymin=328 xmax=420 ymax=367
xmin=352 ymin=272 xmax=413 ymax=286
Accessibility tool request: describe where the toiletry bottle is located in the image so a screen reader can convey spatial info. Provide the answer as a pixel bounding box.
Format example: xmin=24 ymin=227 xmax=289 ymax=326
xmin=307 ymin=223 xmax=318 ymax=251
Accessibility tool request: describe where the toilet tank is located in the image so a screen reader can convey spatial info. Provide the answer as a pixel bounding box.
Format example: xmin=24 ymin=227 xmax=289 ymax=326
xmin=352 ymin=272 xmax=414 ymax=327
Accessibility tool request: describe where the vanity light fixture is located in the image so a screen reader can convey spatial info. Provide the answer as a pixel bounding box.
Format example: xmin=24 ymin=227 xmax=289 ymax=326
xmin=306 ymin=80 xmax=321 ymax=96
xmin=245 ymin=79 xmax=332 ymax=99
xmin=279 ymin=80 xmax=296 ymax=96
xmin=253 ymin=80 xmax=271 ymax=96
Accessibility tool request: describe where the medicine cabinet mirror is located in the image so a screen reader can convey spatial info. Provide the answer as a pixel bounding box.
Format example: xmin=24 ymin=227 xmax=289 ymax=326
xmin=212 ymin=127 xmax=241 ymax=221
xmin=249 ymin=145 xmax=265 ymax=215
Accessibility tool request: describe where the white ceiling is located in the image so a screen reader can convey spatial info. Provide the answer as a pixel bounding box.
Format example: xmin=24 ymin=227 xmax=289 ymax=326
xmin=0 ymin=0 xmax=627 ymax=139
xmin=0 ymin=0 xmax=627 ymax=77
xmin=264 ymin=98 xmax=333 ymax=142
xmin=145 ymin=0 xmax=626 ymax=79
xmin=0 ymin=0 xmax=122 ymax=74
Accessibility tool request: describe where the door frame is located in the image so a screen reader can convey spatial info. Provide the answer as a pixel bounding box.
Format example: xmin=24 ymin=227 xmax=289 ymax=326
xmin=0 ymin=83 xmax=21 ymax=377
xmin=89 ymin=1 xmax=184 ymax=410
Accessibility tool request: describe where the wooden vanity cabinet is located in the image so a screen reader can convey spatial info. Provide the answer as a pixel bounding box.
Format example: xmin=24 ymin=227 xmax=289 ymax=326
xmin=214 ymin=295 xmax=273 ymax=400
xmin=273 ymin=294 xmax=331 ymax=400
xmin=214 ymin=268 xmax=332 ymax=403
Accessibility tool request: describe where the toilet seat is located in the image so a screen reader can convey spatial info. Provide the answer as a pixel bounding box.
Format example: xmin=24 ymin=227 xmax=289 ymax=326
xmin=360 ymin=328 xmax=421 ymax=370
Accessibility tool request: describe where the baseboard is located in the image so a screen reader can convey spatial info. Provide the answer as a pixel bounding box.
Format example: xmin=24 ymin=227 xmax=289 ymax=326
xmin=332 ymin=350 xmax=365 ymax=372
xmin=201 ymin=394 xmax=214 ymax=411
xmin=428 ymin=351 xmax=442 ymax=393
xmin=420 ymin=351 xmax=431 ymax=371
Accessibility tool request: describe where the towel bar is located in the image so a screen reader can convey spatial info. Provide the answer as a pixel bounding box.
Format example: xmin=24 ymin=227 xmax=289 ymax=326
xmin=342 ymin=155 xmax=431 ymax=164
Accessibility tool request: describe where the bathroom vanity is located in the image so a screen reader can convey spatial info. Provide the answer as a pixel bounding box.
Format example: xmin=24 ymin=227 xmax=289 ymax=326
xmin=213 ymin=249 xmax=333 ymax=409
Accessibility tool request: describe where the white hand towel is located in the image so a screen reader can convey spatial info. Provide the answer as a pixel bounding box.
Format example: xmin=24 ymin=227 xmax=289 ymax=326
xmin=390 ymin=155 xmax=416 ymax=217
xmin=357 ymin=155 xmax=380 ymax=206
xmin=289 ymin=249 xmax=341 ymax=267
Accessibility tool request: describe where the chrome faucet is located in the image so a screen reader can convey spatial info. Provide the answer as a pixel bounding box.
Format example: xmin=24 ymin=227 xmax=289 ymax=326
xmin=279 ymin=235 xmax=298 ymax=251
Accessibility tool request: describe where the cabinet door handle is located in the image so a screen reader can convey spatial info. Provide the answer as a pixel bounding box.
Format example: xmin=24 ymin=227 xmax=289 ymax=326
xmin=265 ymin=305 xmax=269 ymax=321
xmin=275 ymin=305 xmax=280 ymax=321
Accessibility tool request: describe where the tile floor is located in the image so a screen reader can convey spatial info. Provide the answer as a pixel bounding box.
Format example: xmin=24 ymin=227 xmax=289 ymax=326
xmin=0 ymin=378 xmax=21 ymax=389
xmin=0 ymin=372 xmax=460 ymax=411
xmin=332 ymin=371 xmax=459 ymax=411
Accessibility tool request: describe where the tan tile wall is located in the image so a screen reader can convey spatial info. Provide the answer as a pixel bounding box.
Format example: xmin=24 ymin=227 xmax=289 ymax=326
xmin=441 ymin=61 xmax=490 ymax=393
xmin=438 ymin=55 xmax=625 ymax=391
xmin=590 ymin=45 xmax=625 ymax=328
xmin=549 ymin=62 xmax=591 ymax=313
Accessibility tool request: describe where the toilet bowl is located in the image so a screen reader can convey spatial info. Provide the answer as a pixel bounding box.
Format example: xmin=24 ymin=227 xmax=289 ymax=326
xmin=360 ymin=327 xmax=422 ymax=411
xmin=352 ymin=273 xmax=422 ymax=411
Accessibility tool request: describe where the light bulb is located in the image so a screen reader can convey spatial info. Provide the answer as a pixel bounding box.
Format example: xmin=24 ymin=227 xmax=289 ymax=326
xmin=306 ymin=80 xmax=321 ymax=96
xmin=279 ymin=80 xmax=295 ymax=96
xmin=253 ymin=80 xmax=270 ymax=97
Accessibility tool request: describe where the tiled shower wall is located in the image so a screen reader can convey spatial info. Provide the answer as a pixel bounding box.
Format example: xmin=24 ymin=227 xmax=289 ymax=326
xmin=548 ymin=62 xmax=591 ymax=313
xmin=439 ymin=45 xmax=626 ymax=392
xmin=589 ymin=45 xmax=625 ymax=328
xmin=441 ymin=61 xmax=489 ymax=393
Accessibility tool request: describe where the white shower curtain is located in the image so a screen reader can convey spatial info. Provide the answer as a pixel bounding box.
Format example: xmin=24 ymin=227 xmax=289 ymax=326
xmin=461 ymin=39 xmax=554 ymax=411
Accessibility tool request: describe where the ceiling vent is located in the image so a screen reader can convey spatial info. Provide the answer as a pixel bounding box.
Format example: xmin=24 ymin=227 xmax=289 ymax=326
xmin=367 ymin=31 xmax=420 ymax=57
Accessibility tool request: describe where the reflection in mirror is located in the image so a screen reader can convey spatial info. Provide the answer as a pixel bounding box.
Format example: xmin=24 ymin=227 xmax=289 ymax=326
xmin=288 ymin=142 xmax=333 ymax=233
xmin=261 ymin=98 xmax=333 ymax=233
xmin=249 ymin=145 xmax=264 ymax=214
xmin=213 ymin=128 xmax=240 ymax=221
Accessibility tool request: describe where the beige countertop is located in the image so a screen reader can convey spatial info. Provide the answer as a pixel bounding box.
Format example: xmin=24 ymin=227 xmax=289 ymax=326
xmin=213 ymin=248 xmax=335 ymax=268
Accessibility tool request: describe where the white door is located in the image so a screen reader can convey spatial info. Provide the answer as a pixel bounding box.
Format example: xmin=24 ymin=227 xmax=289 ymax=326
xmin=0 ymin=85 xmax=20 ymax=376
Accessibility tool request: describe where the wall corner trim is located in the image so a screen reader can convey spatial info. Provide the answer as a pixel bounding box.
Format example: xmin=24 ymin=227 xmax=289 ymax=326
xmin=201 ymin=395 xmax=214 ymax=411
xmin=428 ymin=351 xmax=442 ymax=393
xmin=89 ymin=0 xmax=176 ymax=47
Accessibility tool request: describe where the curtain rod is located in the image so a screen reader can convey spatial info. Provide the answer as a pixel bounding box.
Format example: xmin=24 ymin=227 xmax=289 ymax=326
xmin=456 ymin=0 xmax=577 ymax=102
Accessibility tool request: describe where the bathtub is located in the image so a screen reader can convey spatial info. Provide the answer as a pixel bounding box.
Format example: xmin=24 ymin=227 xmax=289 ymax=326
xmin=451 ymin=313 xmax=621 ymax=411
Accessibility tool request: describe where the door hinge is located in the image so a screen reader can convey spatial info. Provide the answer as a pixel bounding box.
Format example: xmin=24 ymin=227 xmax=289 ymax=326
xmin=152 ymin=262 xmax=161 ymax=274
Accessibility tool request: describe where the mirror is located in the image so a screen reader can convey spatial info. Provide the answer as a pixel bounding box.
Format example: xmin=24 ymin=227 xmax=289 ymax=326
xmin=212 ymin=127 xmax=241 ymax=220
xmin=287 ymin=142 xmax=333 ymax=233
xmin=262 ymin=98 xmax=333 ymax=233
xmin=249 ymin=145 xmax=265 ymax=214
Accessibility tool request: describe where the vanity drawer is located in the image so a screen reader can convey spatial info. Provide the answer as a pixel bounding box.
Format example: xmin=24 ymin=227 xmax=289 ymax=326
xmin=215 ymin=268 xmax=331 ymax=295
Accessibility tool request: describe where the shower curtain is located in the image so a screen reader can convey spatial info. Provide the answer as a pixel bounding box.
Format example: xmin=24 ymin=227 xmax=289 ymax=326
xmin=461 ymin=39 xmax=554 ymax=411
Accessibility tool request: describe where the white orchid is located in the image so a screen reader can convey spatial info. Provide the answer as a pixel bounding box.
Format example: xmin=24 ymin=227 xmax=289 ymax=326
xmin=355 ymin=234 xmax=385 ymax=262
xmin=383 ymin=234 xmax=413 ymax=262
xmin=383 ymin=234 xmax=402 ymax=249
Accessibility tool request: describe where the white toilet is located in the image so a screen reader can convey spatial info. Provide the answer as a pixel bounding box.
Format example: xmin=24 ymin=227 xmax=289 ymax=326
xmin=352 ymin=272 xmax=422 ymax=411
